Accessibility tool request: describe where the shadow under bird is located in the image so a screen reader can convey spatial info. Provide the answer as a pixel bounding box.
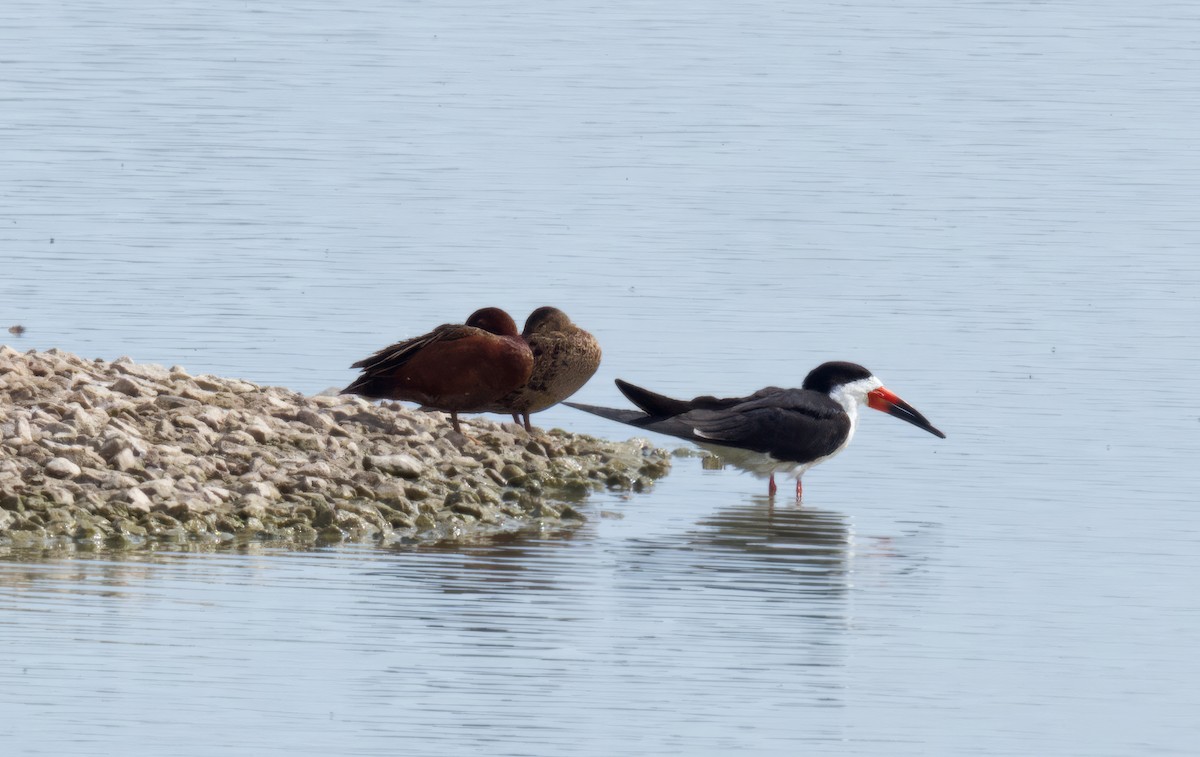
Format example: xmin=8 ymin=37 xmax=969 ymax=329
xmin=342 ymin=307 xmax=534 ymax=434
xmin=480 ymin=306 xmax=602 ymax=432
xmin=566 ymin=361 xmax=945 ymax=499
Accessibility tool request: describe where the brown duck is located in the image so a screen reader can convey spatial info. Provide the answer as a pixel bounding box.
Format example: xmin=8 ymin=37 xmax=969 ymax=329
xmin=483 ymin=306 xmax=602 ymax=431
xmin=342 ymin=307 xmax=534 ymax=434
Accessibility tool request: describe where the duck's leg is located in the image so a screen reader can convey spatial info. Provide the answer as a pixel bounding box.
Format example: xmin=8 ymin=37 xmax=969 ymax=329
xmin=450 ymin=411 xmax=462 ymax=434
xmin=768 ymin=473 xmax=777 ymax=497
xmin=795 ymin=478 xmax=803 ymax=501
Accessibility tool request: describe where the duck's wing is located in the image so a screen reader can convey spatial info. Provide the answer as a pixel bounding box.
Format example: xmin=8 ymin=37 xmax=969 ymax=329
xmin=349 ymin=323 xmax=474 ymax=374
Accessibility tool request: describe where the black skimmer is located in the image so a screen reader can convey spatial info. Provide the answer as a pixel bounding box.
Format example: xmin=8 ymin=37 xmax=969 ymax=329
xmin=565 ymin=361 xmax=945 ymax=499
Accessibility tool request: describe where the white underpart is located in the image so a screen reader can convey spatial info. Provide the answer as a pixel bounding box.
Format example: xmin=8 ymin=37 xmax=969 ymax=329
xmin=695 ymin=375 xmax=883 ymax=481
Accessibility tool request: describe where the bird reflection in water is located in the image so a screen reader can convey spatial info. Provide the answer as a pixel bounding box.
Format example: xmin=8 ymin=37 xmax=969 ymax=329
xmin=680 ymin=496 xmax=853 ymax=597
xmin=374 ymin=526 xmax=586 ymax=597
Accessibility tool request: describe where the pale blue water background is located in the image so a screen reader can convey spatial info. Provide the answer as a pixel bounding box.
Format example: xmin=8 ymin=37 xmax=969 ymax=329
xmin=3 ymin=0 xmax=1200 ymax=754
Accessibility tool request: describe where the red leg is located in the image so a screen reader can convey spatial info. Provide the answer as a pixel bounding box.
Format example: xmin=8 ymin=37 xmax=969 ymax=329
xmin=795 ymin=478 xmax=803 ymax=501
xmin=768 ymin=473 xmax=777 ymax=496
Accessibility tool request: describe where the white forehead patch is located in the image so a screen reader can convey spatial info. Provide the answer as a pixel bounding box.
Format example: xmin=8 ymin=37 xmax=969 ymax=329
xmin=828 ymin=375 xmax=882 ymax=414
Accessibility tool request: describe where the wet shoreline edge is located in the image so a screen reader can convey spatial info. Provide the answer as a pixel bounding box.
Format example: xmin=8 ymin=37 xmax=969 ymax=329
xmin=0 ymin=346 xmax=671 ymax=551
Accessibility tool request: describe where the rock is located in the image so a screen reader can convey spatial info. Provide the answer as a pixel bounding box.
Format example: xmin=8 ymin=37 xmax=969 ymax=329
xmin=193 ymin=375 xmax=225 ymax=392
xmin=373 ymin=481 xmax=417 ymax=515
xmin=15 ymin=416 xmax=34 ymax=443
xmin=285 ymin=432 xmax=322 ymax=451
xmin=218 ymin=430 xmax=256 ymax=447
xmin=155 ymin=395 xmax=199 ymax=410
xmin=45 ymin=486 xmax=75 ymax=506
xmin=225 ymin=379 xmax=258 ymax=394
xmin=308 ymin=393 xmax=346 ymax=406
xmin=295 ymin=408 xmax=335 ymax=432
xmin=245 ymin=419 xmax=275 ymax=443
xmin=335 ymin=510 xmax=373 ymax=534
xmin=178 ymin=385 xmax=216 ymax=402
xmin=45 ymin=457 xmax=82 ymax=479
xmin=67 ymin=407 xmax=103 ymax=436
xmin=198 ymin=406 xmax=228 ymax=429
xmin=202 ymin=485 xmax=234 ymax=503
xmin=237 ymin=496 xmax=271 ymax=519
xmin=99 ymin=435 xmax=129 ymax=460
xmin=111 ymin=376 xmax=147 ymax=397
xmin=173 ymin=415 xmax=211 ymax=435
xmin=77 ymin=383 xmax=116 ymax=403
xmin=140 ymin=479 xmax=177 ymax=499
xmin=298 ymin=476 xmax=327 ymax=493
xmin=297 ymin=461 xmax=335 ymax=479
xmin=111 ymin=517 xmax=148 ymax=537
xmin=114 ymin=360 xmax=170 ymax=382
xmin=239 ymin=481 xmax=281 ymax=500
xmin=124 ymin=487 xmax=153 ymax=512
xmin=365 ymin=453 xmax=424 ymax=479
xmin=98 ymin=471 xmax=140 ymax=490
xmin=449 ymin=499 xmax=485 ymax=520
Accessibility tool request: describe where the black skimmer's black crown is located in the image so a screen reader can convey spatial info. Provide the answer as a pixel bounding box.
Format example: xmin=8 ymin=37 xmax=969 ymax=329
xmin=565 ymin=361 xmax=945 ymax=499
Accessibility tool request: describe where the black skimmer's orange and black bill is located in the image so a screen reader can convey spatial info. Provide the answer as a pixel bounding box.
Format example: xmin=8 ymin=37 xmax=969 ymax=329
xmin=565 ymin=361 xmax=946 ymax=499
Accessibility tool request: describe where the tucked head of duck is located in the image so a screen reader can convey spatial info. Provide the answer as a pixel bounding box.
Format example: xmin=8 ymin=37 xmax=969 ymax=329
xmin=522 ymin=306 xmax=575 ymax=336
xmin=467 ymin=307 xmax=521 ymax=337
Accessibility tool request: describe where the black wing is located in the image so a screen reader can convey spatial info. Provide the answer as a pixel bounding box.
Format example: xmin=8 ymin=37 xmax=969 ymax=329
xmin=615 ymin=379 xmax=788 ymax=416
xmin=686 ymin=396 xmax=851 ymax=463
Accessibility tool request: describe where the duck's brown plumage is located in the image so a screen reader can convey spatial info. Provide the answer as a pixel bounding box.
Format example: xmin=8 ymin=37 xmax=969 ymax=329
xmin=342 ymin=307 xmax=534 ymax=434
xmin=482 ymin=306 xmax=601 ymax=431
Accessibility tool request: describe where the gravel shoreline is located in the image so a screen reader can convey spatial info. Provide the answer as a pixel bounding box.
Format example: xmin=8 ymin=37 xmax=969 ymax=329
xmin=0 ymin=346 xmax=670 ymax=551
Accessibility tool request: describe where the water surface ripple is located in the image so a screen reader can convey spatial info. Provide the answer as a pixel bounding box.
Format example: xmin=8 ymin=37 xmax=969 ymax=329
xmin=3 ymin=0 xmax=1200 ymax=754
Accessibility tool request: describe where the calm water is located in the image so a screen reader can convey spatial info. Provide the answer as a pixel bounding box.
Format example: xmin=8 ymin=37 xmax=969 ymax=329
xmin=3 ymin=0 xmax=1200 ymax=754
